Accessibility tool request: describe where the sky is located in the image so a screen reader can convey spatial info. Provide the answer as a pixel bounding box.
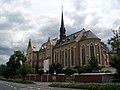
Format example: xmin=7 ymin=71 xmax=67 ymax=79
xmin=0 ymin=0 xmax=120 ymax=64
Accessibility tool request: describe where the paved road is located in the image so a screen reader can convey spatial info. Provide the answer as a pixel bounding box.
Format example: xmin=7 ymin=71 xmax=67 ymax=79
xmin=0 ymin=80 xmax=84 ymax=90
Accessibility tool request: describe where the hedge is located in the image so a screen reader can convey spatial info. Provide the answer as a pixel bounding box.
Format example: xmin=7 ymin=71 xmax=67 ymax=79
xmin=0 ymin=77 xmax=34 ymax=84
xmin=49 ymin=83 xmax=120 ymax=90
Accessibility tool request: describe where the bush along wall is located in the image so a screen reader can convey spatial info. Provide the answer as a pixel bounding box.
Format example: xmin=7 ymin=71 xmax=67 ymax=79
xmin=49 ymin=83 xmax=120 ymax=90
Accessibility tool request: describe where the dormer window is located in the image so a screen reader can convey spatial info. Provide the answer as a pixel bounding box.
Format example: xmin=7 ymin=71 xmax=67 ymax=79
xmin=67 ymin=37 xmax=70 ymax=40
xmin=62 ymin=40 xmax=65 ymax=42
xmin=83 ymin=33 xmax=86 ymax=37
xmin=44 ymin=45 xmax=46 ymax=48
xmin=41 ymin=46 xmax=44 ymax=49
xmin=73 ymin=34 xmax=77 ymax=38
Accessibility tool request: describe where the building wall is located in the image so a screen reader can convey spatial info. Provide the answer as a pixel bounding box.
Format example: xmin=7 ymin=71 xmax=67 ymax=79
xmin=26 ymin=46 xmax=33 ymax=66
xmin=26 ymin=34 xmax=110 ymax=70
xmin=37 ymin=38 xmax=53 ymax=70
xmin=38 ymin=50 xmax=46 ymax=69
xmin=79 ymin=38 xmax=102 ymax=66
xmin=32 ymin=51 xmax=38 ymax=67
xmin=53 ymin=38 xmax=106 ymax=68
xmin=53 ymin=42 xmax=78 ymax=68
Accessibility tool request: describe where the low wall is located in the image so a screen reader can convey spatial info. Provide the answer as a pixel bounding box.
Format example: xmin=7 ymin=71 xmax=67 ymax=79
xmin=22 ymin=74 xmax=65 ymax=82
xmin=74 ymin=73 xmax=114 ymax=83
xmin=19 ymin=73 xmax=114 ymax=83
xmin=56 ymin=74 xmax=65 ymax=82
xmin=41 ymin=74 xmax=52 ymax=82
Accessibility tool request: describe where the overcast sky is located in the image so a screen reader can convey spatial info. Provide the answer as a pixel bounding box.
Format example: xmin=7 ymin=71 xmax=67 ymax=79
xmin=0 ymin=0 xmax=120 ymax=64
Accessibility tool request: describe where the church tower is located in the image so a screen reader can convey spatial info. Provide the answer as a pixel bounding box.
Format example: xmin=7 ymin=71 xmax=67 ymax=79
xmin=60 ymin=6 xmax=66 ymax=41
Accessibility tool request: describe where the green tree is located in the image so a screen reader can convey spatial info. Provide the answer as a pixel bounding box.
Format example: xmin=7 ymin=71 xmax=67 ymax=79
xmin=78 ymin=66 xmax=92 ymax=74
xmin=2 ymin=66 xmax=12 ymax=78
xmin=18 ymin=63 xmax=33 ymax=80
xmin=63 ymin=67 xmax=78 ymax=75
xmin=108 ymin=27 xmax=120 ymax=75
xmin=6 ymin=51 xmax=26 ymax=78
xmin=108 ymin=27 xmax=120 ymax=55
xmin=49 ymin=63 xmax=63 ymax=75
xmin=88 ymin=57 xmax=99 ymax=72
xmin=0 ymin=64 xmax=6 ymax=76
xmin=110 ymin=55 xmax=120 ymax=74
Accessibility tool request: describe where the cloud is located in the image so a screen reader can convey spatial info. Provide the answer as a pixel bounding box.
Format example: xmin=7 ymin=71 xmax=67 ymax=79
xmin=66 ymin=0 xmax=120 ymax=42
xmin=0 ymin=55 xmax=9 ymax=64
xmin=0 ymin=0 xmax=120 ymax=64
xmin=0 ymin=0 xmax=40 ymax=64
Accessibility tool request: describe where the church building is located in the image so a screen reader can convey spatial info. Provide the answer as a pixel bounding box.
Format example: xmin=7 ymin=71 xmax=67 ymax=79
xmin=26 ymin=8 xmax=109 ymax=71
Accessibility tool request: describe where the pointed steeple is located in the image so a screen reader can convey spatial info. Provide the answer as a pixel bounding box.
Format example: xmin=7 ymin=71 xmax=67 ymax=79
xmin=48 ymin=37 xmax=52 ymax=45
xmin=60 ymin=6 xmax=66 ymax=41
xmin=27 ymin=39 xmax=32 ymax=49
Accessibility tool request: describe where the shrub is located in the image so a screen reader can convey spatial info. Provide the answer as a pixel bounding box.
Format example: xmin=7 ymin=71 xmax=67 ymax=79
xmin=110 ymin=55 xmax=120 ymax=75
xmin=49 ymin=63 xmax=63 ymax=75
xmin=0 ymin=77 xmax=34 ymax=84
xmin=38 ymin=70 xmax=44 ymax=75
xmin=49 ymin=83 xmax=120 ymax=90
xmin=112 ymin=79 xmax=120 ymax=83
xmin=62 ymin=68 xmax=78 ymax=75
xmin=78 ymin=66 xmax=92 ymax=73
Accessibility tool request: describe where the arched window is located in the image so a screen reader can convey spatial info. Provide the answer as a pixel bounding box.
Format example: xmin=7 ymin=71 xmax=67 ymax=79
xmin=71 ymin=47 xmax=74 ymax=66
xmin=62 ymin=50 xmax=64 ymax=65
xmin=54 ymin=52 xmax=56 ymax=63
xmin=60 ymin=50 xmax=62 ymax=64
xmin=90 ymin=43 xmax=95 ymax=58
xmin=65 ymin=49 xmax=67 ymax=66
xmin=97 ymin=45 xmax=100 ymax=64
xmin=82 ymin=45 xmax=86 ymax=65
xmin=68 ymin=49 xmax=70 ymax=66
xmin=56 ymin=52 xmax=59 ymax=63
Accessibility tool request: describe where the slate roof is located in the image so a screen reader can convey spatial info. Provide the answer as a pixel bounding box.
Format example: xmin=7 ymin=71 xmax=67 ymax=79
xmin=101 ymin=42 xmax=109 ymax=52
xmin=55 ymin=30 xmax=83 ymax=47
xmin=39 ymin=38 xmax=57 ymax=52
xmin=32 ymin=43 xmax=41 ymax=51
xmin=55 ymin=29 xmax=100 ymax=47
xmin=81 ymin=30 xmax=100 ymax=40
xmin=27 ymin=39 xmax=41 ymax=51
xmin=39 ymin=42 xmax=47 ymax=52
xmin=37 ymin=29 xmax=100 ymax=51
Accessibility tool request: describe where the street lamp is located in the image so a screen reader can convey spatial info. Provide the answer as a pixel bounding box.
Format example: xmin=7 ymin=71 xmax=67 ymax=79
xmin=53 ymin=70 xmax=56 ymax=82
xmin=54 ymin=70 xmax=56 ymax=75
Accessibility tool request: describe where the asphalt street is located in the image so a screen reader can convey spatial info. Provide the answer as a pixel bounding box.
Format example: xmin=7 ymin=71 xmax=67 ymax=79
xmin=0 ymin=80 xmax=85 ymax=90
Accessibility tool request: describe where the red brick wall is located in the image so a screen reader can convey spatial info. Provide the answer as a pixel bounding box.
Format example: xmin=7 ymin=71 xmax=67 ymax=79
xmin=41 ymin=74 xmax=52 ymax=82
xmin=25 ymin=75 xmax=30 ymax=80
xmin=36 ymin=75 xmax=41 ymax=82
xmin=23 ymin=74 xmax=113 ymax=83
xmin=74 ymin=75 xmax=102 ymax=83
xmin=56 ymin=75 xmax=65 ymax=82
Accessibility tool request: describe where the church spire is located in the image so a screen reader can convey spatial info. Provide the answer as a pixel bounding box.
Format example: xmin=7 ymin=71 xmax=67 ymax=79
xmin=60 ymin=6 xmax=66 ymax=41
xmin=27 ymin=39 xmax=32 ymax=49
